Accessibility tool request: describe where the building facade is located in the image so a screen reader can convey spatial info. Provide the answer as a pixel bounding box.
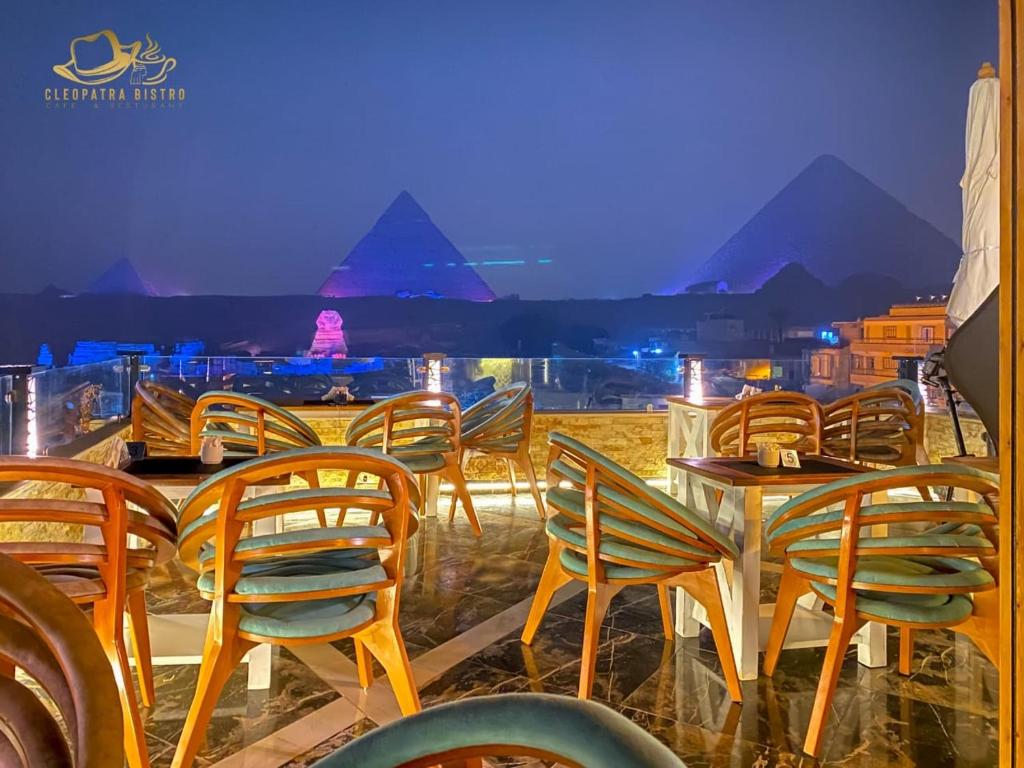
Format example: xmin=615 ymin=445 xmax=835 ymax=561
xmin=809 ymin=303 xmax=948 ymax=388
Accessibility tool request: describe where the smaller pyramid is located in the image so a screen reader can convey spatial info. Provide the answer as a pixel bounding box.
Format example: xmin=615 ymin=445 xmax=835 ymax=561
xmin=83 ymin=258 xmax=158 ymax=296
xmin=319 ymin=191 xmax=495 ymax=301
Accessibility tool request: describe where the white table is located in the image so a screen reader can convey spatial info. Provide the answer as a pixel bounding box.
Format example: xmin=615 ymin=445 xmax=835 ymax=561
xmin=669 ymin=456 xmax=888 ymax=681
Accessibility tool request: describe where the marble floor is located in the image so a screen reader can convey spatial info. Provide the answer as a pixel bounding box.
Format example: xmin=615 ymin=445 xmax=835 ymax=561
xmin=138 ymin=493 xmax=999 ymax=767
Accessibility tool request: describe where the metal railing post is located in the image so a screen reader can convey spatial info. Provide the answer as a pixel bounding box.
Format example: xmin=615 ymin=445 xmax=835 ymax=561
xmin=0 ymin=365 xmax=34 ymax=455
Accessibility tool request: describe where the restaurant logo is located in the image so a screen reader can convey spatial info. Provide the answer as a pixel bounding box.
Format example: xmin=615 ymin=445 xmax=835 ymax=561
xmin=45 ymin=29 xmax=186 ymax=107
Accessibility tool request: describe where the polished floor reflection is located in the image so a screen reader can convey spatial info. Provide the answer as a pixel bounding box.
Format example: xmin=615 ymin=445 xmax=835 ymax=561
xmin=140 ymin=495 xmax=998 ymax=767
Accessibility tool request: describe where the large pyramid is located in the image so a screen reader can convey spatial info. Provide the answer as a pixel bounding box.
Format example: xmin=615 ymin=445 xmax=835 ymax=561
xmin=82 ymin=258 xmax=158 ymax=296
xmin=319 ymin=191 xmax=496 ymax=301
xmin=684 ymin=154 xmax=961 ymax=293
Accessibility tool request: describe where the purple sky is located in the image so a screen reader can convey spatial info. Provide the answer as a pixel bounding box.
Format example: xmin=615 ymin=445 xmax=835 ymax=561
xmin=0 ymin=1 xmax=998 ymax=299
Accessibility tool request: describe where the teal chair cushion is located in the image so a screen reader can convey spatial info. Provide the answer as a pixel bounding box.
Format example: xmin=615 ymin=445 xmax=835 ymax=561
xmin=313 ymin=693 xmax=686 ymax=768
xmin=197 ymin=550 xmax=386 ymax=596
xmin=558 ymin=548 xmax=667 ymax=581
xmin=393 ymin=452 xmax=446 ymax=473
xmin=766 ymin=464 xmax=997 ymax=538
xmin=239 ymin=593 xmax=377 ymax=639
xmin=785 ymin=532 xmax=994 ymax=555
xmin=768 ymin=500 xmax=995 ymax=544
xmin=790 ymin=554 xmax=994 ymax=591
xmin=811 ymin=582 xmax=974 ymax=625
xmin=547 ymin=488 xmax=715 ymax=561
xmin=546 ymin=513 xmax=698 ymax=569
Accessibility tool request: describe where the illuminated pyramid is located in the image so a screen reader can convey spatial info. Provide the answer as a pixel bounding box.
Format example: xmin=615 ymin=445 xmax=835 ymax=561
xmin=318 ymin=191 xmax=495 ymax=301
xmin=83 ymin=258 xmax=158 ymax=296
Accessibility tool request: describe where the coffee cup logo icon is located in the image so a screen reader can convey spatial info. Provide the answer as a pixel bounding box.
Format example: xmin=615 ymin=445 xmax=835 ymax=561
xmin=53 ymin=29 xmax=176 ymax=86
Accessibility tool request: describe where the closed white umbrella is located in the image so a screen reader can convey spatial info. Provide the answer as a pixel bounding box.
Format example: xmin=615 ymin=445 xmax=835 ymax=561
xmin=948 ymin=62 xmax=1000 ymax=327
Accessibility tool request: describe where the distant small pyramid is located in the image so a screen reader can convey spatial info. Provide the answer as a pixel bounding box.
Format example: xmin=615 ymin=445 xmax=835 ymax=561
xmin=684 ymin=154 xmax=961 ymax=293
xmin=83 ymin=258 xmax=158 ymax=296
xmin=318 ymin=191 xmax=495 ymax=301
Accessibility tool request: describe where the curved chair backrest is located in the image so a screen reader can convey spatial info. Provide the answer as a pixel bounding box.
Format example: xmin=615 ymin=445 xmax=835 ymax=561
xmin=190 ymin=391 xmax=321 ymax=455
xmin=460 ymin=382 xmax=532 ymax=454
xmin=177 ymin=446 xmax=419 ymax=606
xmin=0 ymin=553 xmax=124 ymax=767
xmin=765 ymin=464 xmax=999 ymax=593
xmin=709 ymin=391 xmax=823 ymax=457
xmin=821 ymin=387 xmax=923 ymax=466
xmin=313 ymin=694 xmax=687 ymax=768
xmin=0 ymin=457 xmax=178 ymax=593
xmin=546 ymin=432 xmax=737 ymax=578
xmin=345 ymin=391 xmax=462 ymax=462
xmin=862 ymin=378 xmax=923 ymax=408
xmin=131 ymin=380 xmax=195 ymax=454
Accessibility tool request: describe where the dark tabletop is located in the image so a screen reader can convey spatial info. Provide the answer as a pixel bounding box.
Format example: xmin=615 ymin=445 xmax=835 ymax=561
xmin=666 ymin=455 xmax=868 ymax=487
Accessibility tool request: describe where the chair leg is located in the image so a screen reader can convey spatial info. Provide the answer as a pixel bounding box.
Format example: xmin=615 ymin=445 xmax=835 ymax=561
xmin=762 ymin=565 xmax=810 ymax=677
xmin=676 ymin=568 xmax=743 ymax=702
xmin=656 ymin=583 xmax=674 ymax=641
xmin=445 ymin=465 xmax=482 ymax=536
xmin=358 ymin=621 xmax=421 ymax=715
xmin=899 ymin=627 xmax=914 ymax=676
xmin=126 ymin=589 xmax=155 ymax=708
xmin=803 ymin=615 xmax=864 ymax=758
xmin=956 ymin=588 xmax=1000 ymax=669
xmin=578 ymin=583 xmax=620 ymax=699
xmin=506 ymin=459 xmax=517 ymax=498
xmin=93 ymin=599 xmax=150 ymax=768
xmin=521 ymin=543 xmax=571 ymax=645
xmin=170 ymin=611 xmax=254 ymax=768
xmin=354 ymin=638 xmax=374 ymax=689
xmin=517 ymin=448 xmax=546 ymax=520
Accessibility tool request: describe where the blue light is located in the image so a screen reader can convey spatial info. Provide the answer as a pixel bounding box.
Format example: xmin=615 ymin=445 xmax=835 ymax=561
xmin=652 ymin=347 xmax=663 ymax=355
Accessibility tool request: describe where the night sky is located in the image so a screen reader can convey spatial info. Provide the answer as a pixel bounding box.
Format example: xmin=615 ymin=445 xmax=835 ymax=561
xmin=0 ymin=1 xmax=998 ymax=299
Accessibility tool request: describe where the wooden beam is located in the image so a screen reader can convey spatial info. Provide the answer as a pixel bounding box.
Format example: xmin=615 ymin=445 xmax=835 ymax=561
xmin=1000 ymin=0 xmax=1023 ymax=763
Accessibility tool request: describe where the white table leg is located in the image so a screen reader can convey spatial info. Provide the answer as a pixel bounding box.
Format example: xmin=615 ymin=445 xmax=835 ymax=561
xmin=728 ymin=486 xmax=763 ymax=681
xmin=856 ymin=490 xmax=889 ymax=667
xmin=674 ymin=469 xmax=702 ymax=638
xmin=246 ymin=643 xmax=273 ymax=689
xmin=245 ymin=488 xmax=280 ymax=689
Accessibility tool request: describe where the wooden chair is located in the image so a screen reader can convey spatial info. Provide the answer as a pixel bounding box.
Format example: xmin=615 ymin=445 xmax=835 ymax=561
xmin=448 ymin=382 xmax=545 ymax=519
xmin=314 ymin=693 xmax=687 ymax=768
xmin=762 ymin=464 xmax=999 ymax=757
xmin=0 ymin=457 xmax=178 ymax=768
xmin=821 ymin=386 xmax=926 ymax=466
xmin=346 ymin=391 xmax=481 ymax=535
xmin=521 ymin=433 xmax=742 ymax=702
xmin=173 ymin=446 xmax=422 ymax=768
xmin=191 ymin=391 xmax=330 ymax=525
xmin=131 ymin=380 xmax=195 ymax=455
xmin=0 ymin=552 xmax=125 ymax=767
xmin=189 ymin=390 xmax=321 ymax=455
xmin=709 ymin=391 xmax=823 ymax=456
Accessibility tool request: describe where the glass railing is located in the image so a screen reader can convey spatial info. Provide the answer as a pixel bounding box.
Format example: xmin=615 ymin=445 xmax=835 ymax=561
xmin=25 ymin=358 xmax=129 ymax=455
xmin=441 ymin=357 xmax=684 ymax=410
xmin=139 ymin=356 xmax=424 ymax=406
xmin=0 ymin=353 xmax=960 ymax=455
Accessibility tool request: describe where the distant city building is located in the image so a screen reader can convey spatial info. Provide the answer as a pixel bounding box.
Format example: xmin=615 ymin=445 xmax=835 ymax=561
xmin=68 ymin=341 xmax=156 ymax=365
xmin=307 ymin=310 xmax=348 ymax=358
xmin=809 ymin=303 xmax=948 ymax=389
xmin=696 ymin=313 xmax=744 ymax=343
xmin=318 ymin=191 xmax=496 ymax=301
